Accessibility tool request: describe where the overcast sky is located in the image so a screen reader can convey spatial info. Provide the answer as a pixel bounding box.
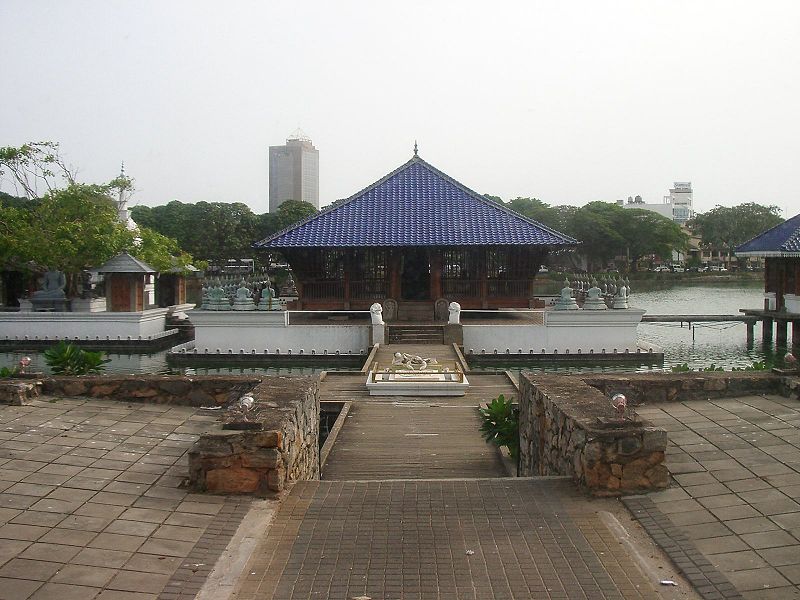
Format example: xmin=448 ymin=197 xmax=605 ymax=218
xmin=2 ymin=1 xmax=799 ymax=216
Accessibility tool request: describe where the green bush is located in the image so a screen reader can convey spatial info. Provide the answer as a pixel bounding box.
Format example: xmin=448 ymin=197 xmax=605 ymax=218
xmin=0 ymin=366 xmax=19 ymax=378
xmin=478 ymin=394 xmax=519 ymax=462
xmin=43 ymin=342 xmax=110 ymax=375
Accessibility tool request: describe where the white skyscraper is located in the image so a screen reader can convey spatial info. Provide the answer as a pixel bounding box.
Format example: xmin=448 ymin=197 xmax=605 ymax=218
xmin=268 ymin=132 xmax=319 ymax=213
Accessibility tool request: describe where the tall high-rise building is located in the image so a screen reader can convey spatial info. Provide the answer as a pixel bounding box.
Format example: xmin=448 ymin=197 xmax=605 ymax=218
xmin=268 ymin=132 xmax=319 ymax=212
xmin=666 ymin=182 xmax=693 ymax=223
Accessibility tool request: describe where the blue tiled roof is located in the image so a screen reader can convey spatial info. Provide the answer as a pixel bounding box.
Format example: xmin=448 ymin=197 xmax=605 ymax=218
xmin=255 ymin=156 xmax=578 ymax=248
xmin=736 ymin=214 xmax=800 ymax=256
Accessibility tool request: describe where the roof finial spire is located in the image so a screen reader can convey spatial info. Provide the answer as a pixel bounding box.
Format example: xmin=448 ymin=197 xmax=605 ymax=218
xmin=413 ymin=140 xmax=418 ymax=156
xmin=120 ymin=161 xmax=125 ymax=176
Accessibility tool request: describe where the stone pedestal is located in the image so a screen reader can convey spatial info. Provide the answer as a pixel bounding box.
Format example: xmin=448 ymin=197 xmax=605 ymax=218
xmin=71 ymin=298 xmax=107 ymax=312
xmin=31 ymin=298 xmax=70 ymax=312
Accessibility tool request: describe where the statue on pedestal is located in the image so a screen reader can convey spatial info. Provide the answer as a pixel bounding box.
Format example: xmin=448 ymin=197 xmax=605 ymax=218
xmin=232 ymin=280 xmax=256 ymax=311
xmin=583 ymin=285 xmax=608 ymax=310
xmin=612 ymin=283 xmax=630 ymax=309
xmin=553 ymin=280 xmax=579 ymax=310
xmin=33 ymin=270 xmax=66 ymax=300
xmin=207 ymin=280 xmax=231 ymax=310
xmin=31 ymin=269 xmax=69 ymax=311
xmin=257 ymin=283 xmax=276 ymax=310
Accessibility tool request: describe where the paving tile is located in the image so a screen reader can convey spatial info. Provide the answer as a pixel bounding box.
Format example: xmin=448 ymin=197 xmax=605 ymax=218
xmin=710 ymin=550 xmax=769 ymax=570
xmin=10 ymin=512 xmax=65 ymax=528
xmin=122 ymin=553 xmax=181 ymax=576
xmin=106 ymin=571 xmax=169 ymax=594
xmin=28 ymin=582 xmax=101 ymax=600
xmin=71 ymin=548 xmax=133 ymax=569
xmin=51 ymin=564 xmax=118 ymax=587
xmin=0 ymin=524 xmax=50 ymax=541
xmin=0 ymin=539 xmax=31 ymax=571
xmin=0 ymin=558 xmax=62 ymax=581
xmin=38 ymin=528 xmax=96 ymax=547
xmin=741 ymin=529 xmax=799 ymax=549
xmin=725 ymin=566 xmax=791 ymax=591
xmin=103 ymin=520 xmax=158 ymax=537
xmin=694 ymin=535 xmax=749 ymax=555
xmin=137 ymin=538 xmax=194 ymax=557
xmin=94 ymin=590 xmax=157 ymax=600
xmin=0 ymin=577 xmax=43 ymax=600
xmin=19 ymin=543 xmax=81 ymax=563
xmin=87 ymin=533 xmax=145 ymax=552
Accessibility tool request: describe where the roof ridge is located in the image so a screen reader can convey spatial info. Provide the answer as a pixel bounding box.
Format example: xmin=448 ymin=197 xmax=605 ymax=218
xmin=254 ymin=153 xmax=579 ymax=249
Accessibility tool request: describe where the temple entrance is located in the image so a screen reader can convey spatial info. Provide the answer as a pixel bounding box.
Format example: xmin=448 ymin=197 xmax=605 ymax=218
xmin=401 ymin=248 xmax=431 ymax=301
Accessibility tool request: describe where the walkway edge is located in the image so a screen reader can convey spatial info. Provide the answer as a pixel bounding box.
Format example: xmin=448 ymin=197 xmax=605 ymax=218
xmin=194 ymin=498 xmax=281 ymax=600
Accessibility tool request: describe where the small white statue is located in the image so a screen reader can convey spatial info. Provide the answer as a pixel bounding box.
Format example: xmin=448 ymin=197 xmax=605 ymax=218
xmin=370 ymin=302 xmax=384 ymax=325
xmin=448 ymin=301 xmax=461 ymax=325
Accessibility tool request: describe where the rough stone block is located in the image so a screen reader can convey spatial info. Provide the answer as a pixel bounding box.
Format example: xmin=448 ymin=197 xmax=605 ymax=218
xmin=241 ymin=448 xmax=280 ymax=469
xmin=205 ymin=467 xmax=260 ymax=493
xmin=642 ymin=427 xmax=667 ymax=452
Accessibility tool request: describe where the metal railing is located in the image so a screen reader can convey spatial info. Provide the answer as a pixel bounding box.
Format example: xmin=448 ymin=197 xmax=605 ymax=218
xmin=349 ymin=280 xmax=387 ymax=300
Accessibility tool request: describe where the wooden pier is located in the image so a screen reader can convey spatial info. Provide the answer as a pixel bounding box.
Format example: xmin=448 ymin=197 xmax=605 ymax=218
xmin=643 ymin=312 xmax=800 ymax=348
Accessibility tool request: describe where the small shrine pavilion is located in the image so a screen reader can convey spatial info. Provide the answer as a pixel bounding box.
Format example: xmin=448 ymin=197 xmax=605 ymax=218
xmin=255 ymin=152 xmax=577 ymax=320
xmin=97 ymin=251 xmax=157 ymax=312
xmin=736 ymin=213 xmax=800 ymax=347
xmin=736 ymin=213 xmax=800 ymax=313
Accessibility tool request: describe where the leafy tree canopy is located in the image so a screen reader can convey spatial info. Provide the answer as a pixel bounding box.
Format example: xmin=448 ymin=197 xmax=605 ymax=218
xmin=0 ymin=142 xmax=194 ymax=282
xmin=689 ymin=203 xmax=783 ymax=250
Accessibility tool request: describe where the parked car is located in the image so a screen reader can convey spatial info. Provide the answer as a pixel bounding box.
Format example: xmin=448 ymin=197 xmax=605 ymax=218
xmin=672 ymin=265 xmax=685 ymax=273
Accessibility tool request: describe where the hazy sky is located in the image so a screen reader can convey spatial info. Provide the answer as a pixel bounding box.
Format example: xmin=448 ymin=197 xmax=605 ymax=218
xmin=2 ymin=1 xmax=799 ymax=217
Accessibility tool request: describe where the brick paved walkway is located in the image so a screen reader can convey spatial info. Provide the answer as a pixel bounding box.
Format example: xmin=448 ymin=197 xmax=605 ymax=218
xmin=636 ymin=394 xmax=800 ymax=599
xmin=235 ymin=478 xmax=669 ymax=600
xmin=0 ymin=397 xmax=249 ymax=600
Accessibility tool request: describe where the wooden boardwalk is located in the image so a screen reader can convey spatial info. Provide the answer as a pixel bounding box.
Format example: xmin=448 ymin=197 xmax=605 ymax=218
xmin=320 ymin=343 xmax=517 ymax=481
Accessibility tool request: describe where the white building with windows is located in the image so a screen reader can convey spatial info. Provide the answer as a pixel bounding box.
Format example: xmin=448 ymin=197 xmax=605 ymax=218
xmin=616 ymin=182 xmax=694 ymax=224
xmin=268 ymin=132 xmax=320 ymax=212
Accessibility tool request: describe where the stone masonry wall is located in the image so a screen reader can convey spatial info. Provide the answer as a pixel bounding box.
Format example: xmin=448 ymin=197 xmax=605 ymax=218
xmin=581 ymin=372 xmax=784 ymax=405
xmin=188 ymin=376 xmax=320 ymax=495
xmin=41 ymin=375 xmax=261 ymax=406
xmin=519 ymin=374 xmax=668 ymax=496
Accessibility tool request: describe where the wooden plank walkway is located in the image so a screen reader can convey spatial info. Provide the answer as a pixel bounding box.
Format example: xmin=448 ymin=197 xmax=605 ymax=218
xmin=320 ymin=343 xmax=517 ymax=480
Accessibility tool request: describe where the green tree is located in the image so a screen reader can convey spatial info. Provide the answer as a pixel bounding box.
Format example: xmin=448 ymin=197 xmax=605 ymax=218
xmin=690 ymin=203 xmax=783 ymax=252
xmin=506 ymin=197 xmax=562 ymax=230
xmin=618 ymin=208 xmax=688 ymax=270
xmin=275 ymin=200 xmax=318 ymax=230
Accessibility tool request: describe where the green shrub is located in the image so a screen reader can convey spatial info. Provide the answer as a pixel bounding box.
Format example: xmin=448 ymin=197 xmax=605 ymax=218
xmin=0 ymin=366 xmax=19 ymax=378
xmin=670 ymin=363 xmax=691 ymax=372
xmin=478 ymin=394 xmax=519 ymax=462
xmin=43 ymin=342 xmax=110 ymax=375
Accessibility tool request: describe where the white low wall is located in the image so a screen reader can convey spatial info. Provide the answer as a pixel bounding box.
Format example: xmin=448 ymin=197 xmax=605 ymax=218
xmin=189 ymin=311 xmax=370 ymax=355
xmin=785 ymin=294 xmax=800 ymax=315
xmin=462 ymin=308 xmax=646 ymax=355
xmin=0 ymin=309 xmax=170 ymax=342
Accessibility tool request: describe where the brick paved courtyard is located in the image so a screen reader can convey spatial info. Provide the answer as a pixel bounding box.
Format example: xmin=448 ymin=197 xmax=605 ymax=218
xmin=0 ymin=396 xmax=249 ymax=600
xmin=235 ymin=478 xmax=674 ymax=600
xmin=637 ymin=394 xmax=800 ymax=599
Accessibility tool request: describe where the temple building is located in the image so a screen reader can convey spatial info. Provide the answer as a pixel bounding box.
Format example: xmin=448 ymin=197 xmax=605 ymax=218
xmin=255 ymin=152 xmax=577 ymax=320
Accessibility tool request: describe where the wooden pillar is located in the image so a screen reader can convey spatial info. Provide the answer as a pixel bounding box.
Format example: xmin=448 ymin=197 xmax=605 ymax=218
xmin=763 ymin=318 xmax=773 ymax=343
xmin=792 ymin=320 xmax=800 ymax=351
xmin=746 ymin=322 xmax=755 ymax=348
xmin=429 ymin=249 xmax=442 ymax=300
xmin=479 ymin=248 xmax=489 ymax=309
xmin=343 ymin=251 xmax=351 ymax=310
xmin=389 ymin=249 xmax=401 ymax=299
xmin=776 ymin=319 xmax=788 ymax=347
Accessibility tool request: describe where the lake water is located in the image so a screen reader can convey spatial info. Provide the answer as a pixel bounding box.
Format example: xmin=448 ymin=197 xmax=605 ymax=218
xmin=1 ymin=282 xmax=785 ymax=375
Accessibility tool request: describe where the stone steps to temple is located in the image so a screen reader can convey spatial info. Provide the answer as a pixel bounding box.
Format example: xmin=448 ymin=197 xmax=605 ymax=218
xmin=388 ymin=325 xmax=445 ymax=344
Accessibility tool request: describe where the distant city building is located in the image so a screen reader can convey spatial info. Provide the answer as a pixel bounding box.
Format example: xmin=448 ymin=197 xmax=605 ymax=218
xmin=615 ymin=181 xmax=694 ymax=224
xmin=268 ymin=132 xmax=319 ymax=213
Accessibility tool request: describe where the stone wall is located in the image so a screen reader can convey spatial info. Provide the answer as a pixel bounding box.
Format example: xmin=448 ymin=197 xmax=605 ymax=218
xmin=188 ymin=376 xmax=320 ymax=495
xmin=581 ymin=372 xmax=784 ymax=404
xmin=41 ymin=375 xmax=261 ymax=406
xmin=519 ymin=374 xmax=668 ymax=496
